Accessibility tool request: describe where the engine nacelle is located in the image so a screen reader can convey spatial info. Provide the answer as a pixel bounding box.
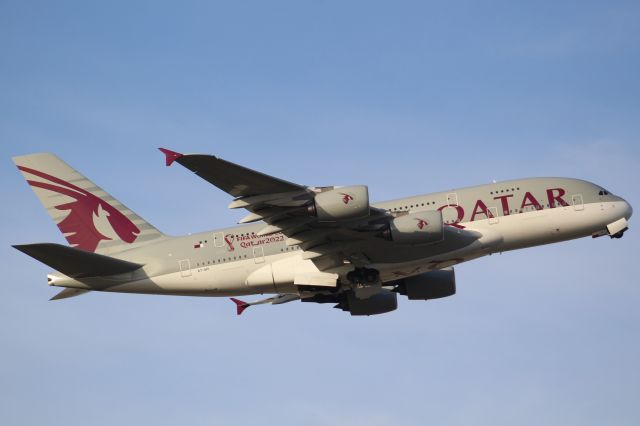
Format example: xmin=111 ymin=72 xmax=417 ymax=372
xmin=339 ymin=289 xmax=398 ymax=316
xmin=384 ymin=210 xmax=444 ymax=244
xmin=310 ymin=185 xmax=370 ymax=222
xmin=394 ymin=268 xmax=456 ymax=300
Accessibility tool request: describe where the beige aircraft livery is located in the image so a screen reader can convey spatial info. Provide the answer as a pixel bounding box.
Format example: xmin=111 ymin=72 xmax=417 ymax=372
xmin=12 ymin=149 xmax=633 ymax=316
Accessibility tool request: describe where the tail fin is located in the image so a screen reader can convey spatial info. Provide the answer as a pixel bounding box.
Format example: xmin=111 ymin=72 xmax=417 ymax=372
xmin=13 ymin=153 xmax=165 ymax=255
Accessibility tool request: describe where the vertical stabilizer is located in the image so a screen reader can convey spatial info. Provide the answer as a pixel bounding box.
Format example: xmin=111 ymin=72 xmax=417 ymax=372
xmin=13 ymin=153 xmax=165 ymax=255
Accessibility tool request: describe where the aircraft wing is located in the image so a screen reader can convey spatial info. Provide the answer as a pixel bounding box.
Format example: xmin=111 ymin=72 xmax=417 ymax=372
xmin=159 ymin=149 xmax=480 ymax=275
xmin=230 ymin=294 xmax=300 ymax=315
xmin=159 ymin=148 xmax=306 ymax=197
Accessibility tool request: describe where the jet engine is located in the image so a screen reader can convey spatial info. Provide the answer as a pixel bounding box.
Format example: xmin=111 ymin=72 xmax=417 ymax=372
xmin=393 ymin=268 xmax=456 ymax=300
xmin=336 ymin=289 xmax=398 ymax=316
xmin=382 ymin=210 xmax=444 ymax=244
xmin=308 ymin=185 xmax=370 ymax=222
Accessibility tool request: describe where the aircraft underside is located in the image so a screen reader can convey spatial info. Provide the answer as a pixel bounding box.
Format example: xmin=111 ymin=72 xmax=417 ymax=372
xmin=12 ymin=149 xmax=632 ymax=316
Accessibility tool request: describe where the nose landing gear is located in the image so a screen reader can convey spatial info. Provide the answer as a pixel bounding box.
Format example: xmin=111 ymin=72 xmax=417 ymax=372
xmin=610 ymin=229 xmax=627 ymax=239
xmin=605 ymin=218 xmax=629 ymax=240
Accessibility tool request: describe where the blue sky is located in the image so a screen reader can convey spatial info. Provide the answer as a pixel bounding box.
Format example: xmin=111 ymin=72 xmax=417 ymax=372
xmin=1 ymin=1 xmax=639 ymax=425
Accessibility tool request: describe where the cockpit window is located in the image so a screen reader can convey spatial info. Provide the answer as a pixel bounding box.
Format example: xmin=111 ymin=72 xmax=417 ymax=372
xmin=598 ymin=189 xmax=610 ymax=196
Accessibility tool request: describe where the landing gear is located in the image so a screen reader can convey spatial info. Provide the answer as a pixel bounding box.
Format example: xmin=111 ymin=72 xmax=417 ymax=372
xmin=347 ymin=267 xmax=380 ymax=284
xmin=346 ymin=268 xmax=382 ymax=300
xmin=364 ymin=269 xmax=378 ymax=283
xmin=606 ymin=219 xmax=629 ymax=240
xmin=611 ymin=229 xmax=626 ymax=239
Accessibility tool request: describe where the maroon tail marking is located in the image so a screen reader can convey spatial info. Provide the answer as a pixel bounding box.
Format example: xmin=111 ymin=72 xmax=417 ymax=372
xmin=17 ymin=166 xmax=140 ymax=253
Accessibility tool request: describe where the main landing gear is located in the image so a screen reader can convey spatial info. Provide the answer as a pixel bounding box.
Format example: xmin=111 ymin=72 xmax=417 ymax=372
xmin=347 ymin=267 xmax=380 ymax=285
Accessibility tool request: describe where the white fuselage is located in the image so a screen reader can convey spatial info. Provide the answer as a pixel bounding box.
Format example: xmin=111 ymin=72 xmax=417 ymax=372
xmin=49 ymin=177 xmax=632 ymax=298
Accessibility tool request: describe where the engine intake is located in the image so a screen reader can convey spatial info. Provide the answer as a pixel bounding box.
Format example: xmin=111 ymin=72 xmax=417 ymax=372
xmin=394 ymin=268 xmax=456 ymax=300
xmin=308 ymin=185 xmax=370 ymax=222
xmin=383 ymin=210 xmax=444 ymax=244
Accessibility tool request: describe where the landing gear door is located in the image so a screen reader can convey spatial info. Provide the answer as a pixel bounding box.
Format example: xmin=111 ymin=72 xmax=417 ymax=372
xmin=572 ymin=194 xmax=584 ymax=211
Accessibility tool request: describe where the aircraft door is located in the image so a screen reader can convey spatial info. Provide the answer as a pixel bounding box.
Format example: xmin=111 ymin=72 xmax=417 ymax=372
xmin=179 ymin=259 xmax=192 ymax=277
xmin=213 ymin=232 xmax=225 ymax=247
xmin=572 ymin=194 xmax=584 ymax=211
xmin=441 ymin=193 xmax=462 ymax=225
xmin=253 ymin=246 xmax=265 ymax=264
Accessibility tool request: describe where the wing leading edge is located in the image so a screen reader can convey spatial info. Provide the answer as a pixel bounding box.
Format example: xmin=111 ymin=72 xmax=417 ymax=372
xmin=159 ymin=148 xmax=307 ymax=197
xmin=158 ymin=148 xmax=482 ymax=278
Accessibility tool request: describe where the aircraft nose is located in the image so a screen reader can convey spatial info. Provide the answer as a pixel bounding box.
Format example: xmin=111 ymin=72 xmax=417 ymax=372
xmin=622 ymin=199 xmax=633 ymax=220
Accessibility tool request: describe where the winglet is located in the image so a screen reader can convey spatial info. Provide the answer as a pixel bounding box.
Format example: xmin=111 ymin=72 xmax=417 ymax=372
xmin=230 ymin=298 xmax=250 ymax=315
xmin=158 ymin=148 xmax=183 ymax=167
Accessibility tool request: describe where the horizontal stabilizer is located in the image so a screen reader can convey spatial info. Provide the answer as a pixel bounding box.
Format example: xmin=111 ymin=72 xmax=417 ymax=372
xmin=13 ymin=243 xmax=143 ymax=278
xmin=50 ymin=288 xmax=90 ymax=300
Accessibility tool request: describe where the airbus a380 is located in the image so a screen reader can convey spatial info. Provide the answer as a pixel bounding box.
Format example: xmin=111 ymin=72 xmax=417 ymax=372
xmin=12 ymin=149 xmax=632 ymax=316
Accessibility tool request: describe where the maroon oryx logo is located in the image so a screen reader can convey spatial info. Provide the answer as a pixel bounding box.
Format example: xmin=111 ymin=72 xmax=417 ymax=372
xmin=415 ymin=218 xmax=429 ymax=230
xmin=339 ymin=193 xmax=354 ymax=204
xmin=17 ymin=166 xmax=140 ymax=252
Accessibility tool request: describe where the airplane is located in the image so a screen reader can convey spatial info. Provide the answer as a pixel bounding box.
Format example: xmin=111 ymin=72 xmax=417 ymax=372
xmin=11 ymin=149 xmax=633 ymax=316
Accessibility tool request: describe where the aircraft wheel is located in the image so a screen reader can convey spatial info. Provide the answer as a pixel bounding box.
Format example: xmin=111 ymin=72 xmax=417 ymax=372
xmin=364 ymin=269 xmax=379 ymax=283
xmin=347 ymin=268 xmax=379 ymax=284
